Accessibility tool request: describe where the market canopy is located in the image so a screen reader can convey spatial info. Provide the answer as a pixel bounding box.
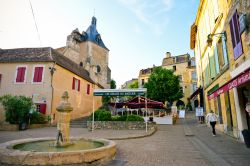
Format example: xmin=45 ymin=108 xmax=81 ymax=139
xmin=109 ymin=96 xmax=165 ymax=109
xmin=93 ymin=88 xmax=147 ymax=96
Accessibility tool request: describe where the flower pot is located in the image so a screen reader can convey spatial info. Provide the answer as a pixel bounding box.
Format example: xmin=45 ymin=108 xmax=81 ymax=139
xmin=242 ymin=129 xmax=250 ymax=148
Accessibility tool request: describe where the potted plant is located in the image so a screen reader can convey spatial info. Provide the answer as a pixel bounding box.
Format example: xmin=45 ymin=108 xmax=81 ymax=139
xmin=242 ymin=129 xmax=250 ymax=148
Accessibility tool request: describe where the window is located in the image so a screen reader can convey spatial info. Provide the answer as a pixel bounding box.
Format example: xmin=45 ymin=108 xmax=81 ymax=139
xmin=72 ymin=77 xmax=80 ymax=91
xmin=141 ymin=79 xmax=145 ymax=86
xmin=191 ymin=72 xmax=197 ymax=81
xmin=87 ymin=84 xmax=90 ymax=95
xmin=33 ymin=66 xmax=44 ymax=83
xmin=230 ymin=11 xmax=243 ymax=59
xmin=173 ymin=65 xmax=176 ymax=71
xmin=15 ymin=66 xmax=26 ymax=83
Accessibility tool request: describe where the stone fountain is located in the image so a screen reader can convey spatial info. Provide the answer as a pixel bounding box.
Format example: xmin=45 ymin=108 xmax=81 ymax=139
xmin=55 ymin=91 xmax=73 ymax=147
xmin=0 ymin=91 xmax=116 ymax=165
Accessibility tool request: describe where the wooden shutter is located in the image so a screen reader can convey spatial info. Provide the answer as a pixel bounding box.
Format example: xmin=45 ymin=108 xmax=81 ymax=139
xmin=87 ymin=84 xmax=90 ymax=94
xmin=38 ymin=67 xmax=43 ymax=82
xmin=72 ymin=77 xmax=75 ymax=90
xmin=78 ymin=80 xmax=80 ymax=91
xmin=16 ymin=67 xmax=26 ymax=82
xmin=33 ymin=67 xmax=43 ymax=82
xmin=230 ymin=11 xmax=243 ymax=59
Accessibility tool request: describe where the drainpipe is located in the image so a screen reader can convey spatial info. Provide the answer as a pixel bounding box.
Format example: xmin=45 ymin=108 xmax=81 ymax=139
xmin=49 ymin=63 xmax=56 ymax=124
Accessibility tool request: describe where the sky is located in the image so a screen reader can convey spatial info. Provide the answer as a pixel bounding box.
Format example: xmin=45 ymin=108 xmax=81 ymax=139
xmin=0 ymin=0 xmax=199 ymax=88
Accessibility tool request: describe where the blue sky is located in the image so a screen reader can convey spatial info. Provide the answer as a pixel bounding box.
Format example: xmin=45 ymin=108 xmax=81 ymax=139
xmin=0 ymin=0 xmax=199 ymax=88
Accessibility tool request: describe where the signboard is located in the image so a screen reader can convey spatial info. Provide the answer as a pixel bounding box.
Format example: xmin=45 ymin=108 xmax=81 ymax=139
xmin=208 ymin=68 xmax=250 ymax=100
xmin=93 ymin=88 xmax=147 ymax=96
xmin=179 ymin=110 xmax=185 ymax=118
xmin=196 ymin=107 xmax=204 ymax=117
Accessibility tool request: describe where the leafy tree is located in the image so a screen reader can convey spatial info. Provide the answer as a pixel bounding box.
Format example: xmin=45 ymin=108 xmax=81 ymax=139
xmin=128 ymin=80 xmax=138 ymax=89
xmin=110 ymin=79 xmax=116 ymax=89
xmin=144 ymin=67 xmax=183 ymax=105
xmin=102 ymin=79 xmax=116 ymax=109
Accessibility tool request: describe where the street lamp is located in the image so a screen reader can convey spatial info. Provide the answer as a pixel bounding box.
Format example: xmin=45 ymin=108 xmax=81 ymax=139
xmin=207 ymin=31 xmax=227 ymax=47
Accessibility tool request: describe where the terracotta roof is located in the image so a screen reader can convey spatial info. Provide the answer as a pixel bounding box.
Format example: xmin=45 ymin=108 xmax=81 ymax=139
xmin=0 ymin=47 xmax=95 ymax=84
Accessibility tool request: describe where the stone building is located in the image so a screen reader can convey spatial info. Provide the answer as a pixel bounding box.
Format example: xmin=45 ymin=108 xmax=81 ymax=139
xmin=138 ymin=52 xmax=197 ymax=108
xmin=121 ymin=78 xmax=138 ymax=89
xmin=57 ymin=16 xmax=111 ymax=89
xmin=190 ymin=0 xmax=250 ymax=141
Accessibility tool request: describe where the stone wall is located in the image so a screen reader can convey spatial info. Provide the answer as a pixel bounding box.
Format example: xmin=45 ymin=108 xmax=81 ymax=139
xmin=87 ymin=121 xmax=155 ymax=130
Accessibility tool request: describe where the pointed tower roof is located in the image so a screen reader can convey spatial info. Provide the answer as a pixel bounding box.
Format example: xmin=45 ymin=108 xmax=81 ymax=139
xmin=84 ymin=16 xmax=109 ymax=50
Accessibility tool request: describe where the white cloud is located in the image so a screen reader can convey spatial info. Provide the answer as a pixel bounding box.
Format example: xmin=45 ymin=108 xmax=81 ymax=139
xmin=118 ymin=0 xmax=173 ymax=35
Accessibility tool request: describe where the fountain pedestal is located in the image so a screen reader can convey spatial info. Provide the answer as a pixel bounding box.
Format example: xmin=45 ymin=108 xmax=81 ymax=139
xmin=55 ymin=91 xmax=73 ymax=147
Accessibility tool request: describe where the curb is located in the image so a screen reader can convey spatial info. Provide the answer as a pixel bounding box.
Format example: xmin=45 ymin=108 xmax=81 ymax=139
xmin=107 ymin=126 xmax=158 ymax=140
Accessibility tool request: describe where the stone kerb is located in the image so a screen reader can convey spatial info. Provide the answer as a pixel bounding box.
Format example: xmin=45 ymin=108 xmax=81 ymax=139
xmin=87 ymin=121 xmax=155 ymax=130
xmin=0 ymin=137 xmax=116 ymax=166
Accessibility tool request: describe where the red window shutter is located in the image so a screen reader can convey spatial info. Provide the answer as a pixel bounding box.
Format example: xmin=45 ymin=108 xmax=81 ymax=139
xmin=72 ymin=77 xmax=75 ymax=90
xmin=33 ymin=67 xmax=39 ymax=82
xmin=87 ymin=84 xmax=90 ymax=94
xmin=37 ymin=67 xmax=43 ymax=82
xmin=39 ymin=104 xmax=46 ymax=114
xmin=16 ymin=67 xmax=25 ymax=82
xmin=20 ymin=67 xmax=26 ymax=82
xmin=78 ymin=80 xmax=80 ymax=91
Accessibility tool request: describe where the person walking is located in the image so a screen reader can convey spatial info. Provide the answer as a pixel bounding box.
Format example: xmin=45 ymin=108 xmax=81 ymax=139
xmin=206 ymin=110 xmax=218 ymax=136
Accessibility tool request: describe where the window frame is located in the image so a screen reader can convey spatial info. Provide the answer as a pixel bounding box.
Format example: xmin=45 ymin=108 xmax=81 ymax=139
xmin=32 ymin=65 xmax=45 ymax=84
xmin=14 ymin=65 xmax=27 ymax=84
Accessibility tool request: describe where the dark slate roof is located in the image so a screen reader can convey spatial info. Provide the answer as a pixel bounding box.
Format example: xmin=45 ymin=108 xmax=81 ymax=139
xmin=84 ymin=17 xmax=108 ymax=50
xmin=0 ymin=47 xmax=95 ymax=84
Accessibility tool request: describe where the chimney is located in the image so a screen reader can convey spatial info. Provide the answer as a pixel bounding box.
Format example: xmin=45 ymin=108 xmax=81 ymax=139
xmin=166 ymin=52 xmax=171 ymax=58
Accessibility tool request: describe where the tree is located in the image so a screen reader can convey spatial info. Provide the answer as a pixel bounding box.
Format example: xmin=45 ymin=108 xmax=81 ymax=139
xmin=110 ymin=79 xmax=116 ymax=89
xmin=128 ymin=80 xmax=138 ymax=89
xmin=144 ymin=67 xmax=183 ymax=105
xmin=102 ymin=79 xmax=116 ymax=109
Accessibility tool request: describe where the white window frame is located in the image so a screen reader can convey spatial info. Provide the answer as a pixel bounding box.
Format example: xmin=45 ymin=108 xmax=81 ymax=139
xmin=14 ymin=65 xmax=28 ymax=84
xmin=32 ymin=65 xmax=45 ymax=84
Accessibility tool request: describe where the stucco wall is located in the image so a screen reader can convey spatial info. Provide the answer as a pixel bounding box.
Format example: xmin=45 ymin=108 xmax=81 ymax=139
xmin=0 ymin=62 xmax=53 ymax=115
xmin=52 ymin=64 xmax=102 ymax=122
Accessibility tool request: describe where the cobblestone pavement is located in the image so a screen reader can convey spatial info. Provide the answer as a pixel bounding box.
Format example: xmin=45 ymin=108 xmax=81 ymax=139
xmin=1 ymin=112 xmax=250 ymax=166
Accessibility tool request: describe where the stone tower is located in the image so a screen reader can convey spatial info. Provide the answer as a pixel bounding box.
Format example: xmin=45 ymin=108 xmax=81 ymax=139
xmin=62 ymin=17 xmax=111 ymax=89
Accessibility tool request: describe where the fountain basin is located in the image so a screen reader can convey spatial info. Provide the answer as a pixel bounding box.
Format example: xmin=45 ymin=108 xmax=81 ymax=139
xmin=0 ymin=137 xmax=116 ymax=165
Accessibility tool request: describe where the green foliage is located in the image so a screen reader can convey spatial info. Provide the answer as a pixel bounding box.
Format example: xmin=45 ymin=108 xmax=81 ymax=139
xmin=110 ymin=79 xmax=116 ymax=89
xmin=144 ymin=67 xmax=183 ymax=104
xmin=30 ymin=111 xmax=47 ymax=124
xmin=128 ymin=80 xmax=139 ymax=89
xmin=102 ymin=79 xmax=116 ymax=109
xmin=0 ymin=95 xmax=32 ymax=124
xmin=126 ymin=115 xmax=144 ymax=121
xmin=90 ymin=108 xmax=111 ymax=121
xmin=111 ymin=115 xmax=127 ymax=121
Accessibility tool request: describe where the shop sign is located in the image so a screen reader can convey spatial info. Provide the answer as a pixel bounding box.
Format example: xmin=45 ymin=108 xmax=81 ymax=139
xmin=208 ymin=68 xmax=250 ymax=100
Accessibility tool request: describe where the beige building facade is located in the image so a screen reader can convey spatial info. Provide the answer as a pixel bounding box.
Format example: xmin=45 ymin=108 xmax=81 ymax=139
xmin=138 ymin=52 xmax=197 ymax=107
xmin=0 ymin=48 xmax=102 ymax=123
xmin=0 ymin=17 xmax=109 ymax=123
xmin=191 ymin=0 xmax=250 ymax=141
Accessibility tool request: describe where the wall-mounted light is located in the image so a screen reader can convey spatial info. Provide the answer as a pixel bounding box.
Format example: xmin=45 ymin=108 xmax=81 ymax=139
xmin=207 ymin=31 xmax=227 ymax=47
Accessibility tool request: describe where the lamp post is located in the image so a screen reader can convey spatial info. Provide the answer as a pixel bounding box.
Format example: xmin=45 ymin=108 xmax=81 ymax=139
xmin=207 ymin=32 xmax=227 ymax=47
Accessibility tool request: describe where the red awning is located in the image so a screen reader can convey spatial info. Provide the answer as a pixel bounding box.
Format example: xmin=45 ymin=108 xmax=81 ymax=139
xmin=208 ymin=67 xmax=250 ymax=100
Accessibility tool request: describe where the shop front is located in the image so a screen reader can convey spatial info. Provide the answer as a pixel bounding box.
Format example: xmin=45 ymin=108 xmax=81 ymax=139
xmin=208 ymin=65 xmax=250 ymax=141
